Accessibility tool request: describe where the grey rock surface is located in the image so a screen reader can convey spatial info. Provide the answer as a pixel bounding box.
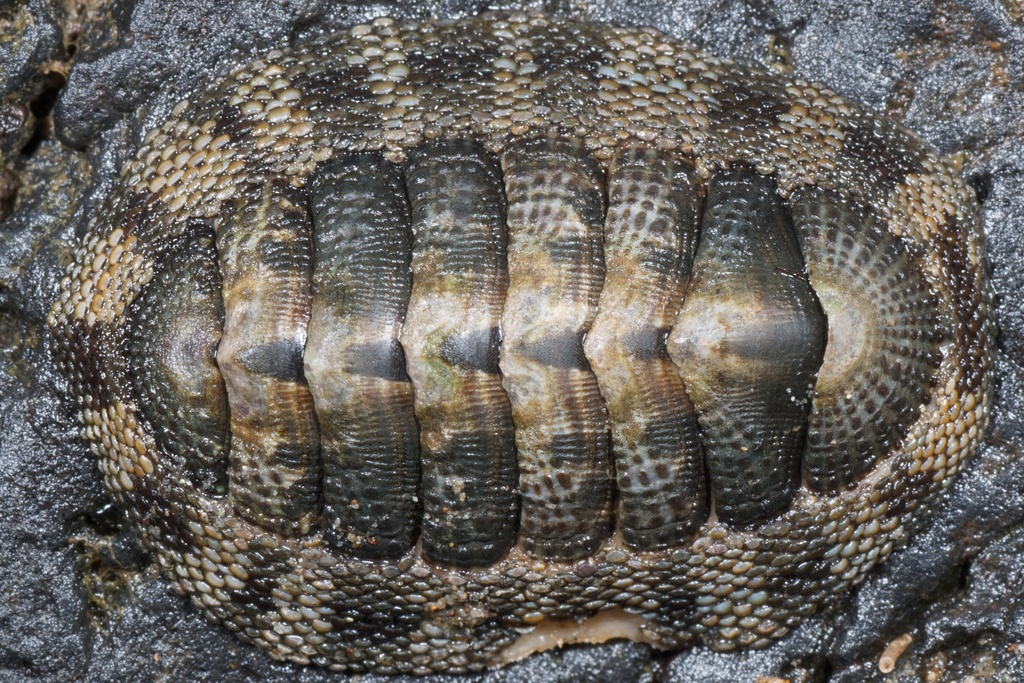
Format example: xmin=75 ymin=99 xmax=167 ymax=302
xmin=1 ymin=0 xmax=1021 ymax=682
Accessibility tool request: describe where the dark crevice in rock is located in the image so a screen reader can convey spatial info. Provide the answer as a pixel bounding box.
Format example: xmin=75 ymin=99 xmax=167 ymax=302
xmin=968 ymin=170 xmax=994 ymax=204
xmin=21 ymin=71 xmax=67 ymax=161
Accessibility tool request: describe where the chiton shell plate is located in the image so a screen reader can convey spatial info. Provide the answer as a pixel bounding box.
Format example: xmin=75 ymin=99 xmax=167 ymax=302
xmin=48 ymin=11 xmax=991 ymax=675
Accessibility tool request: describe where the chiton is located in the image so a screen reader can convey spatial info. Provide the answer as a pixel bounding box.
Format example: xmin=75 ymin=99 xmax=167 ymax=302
xmin=48 ymin=11 xmax=991 ymax=675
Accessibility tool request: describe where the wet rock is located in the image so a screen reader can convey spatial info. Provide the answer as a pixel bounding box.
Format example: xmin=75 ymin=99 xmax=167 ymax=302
xmin=0 ymin=0 xmax=64 ymax=156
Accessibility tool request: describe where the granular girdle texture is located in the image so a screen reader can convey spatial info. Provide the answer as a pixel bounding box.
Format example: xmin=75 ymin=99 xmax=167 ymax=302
xmin=48 ymin=11 xmax=991 ymax=675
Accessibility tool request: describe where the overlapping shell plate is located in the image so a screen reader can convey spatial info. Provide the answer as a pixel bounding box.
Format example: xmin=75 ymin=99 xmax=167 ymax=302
xmin=47 ymin=11 xmax=991 ymax=675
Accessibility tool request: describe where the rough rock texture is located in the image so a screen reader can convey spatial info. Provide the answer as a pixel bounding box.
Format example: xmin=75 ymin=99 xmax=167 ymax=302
xmin=0 ymin=1 xmax=1021 ymax=682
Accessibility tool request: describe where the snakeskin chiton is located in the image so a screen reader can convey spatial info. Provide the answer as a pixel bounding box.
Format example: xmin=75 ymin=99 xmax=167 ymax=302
xmin=49 ymin=11 xmax=991 ymax=675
